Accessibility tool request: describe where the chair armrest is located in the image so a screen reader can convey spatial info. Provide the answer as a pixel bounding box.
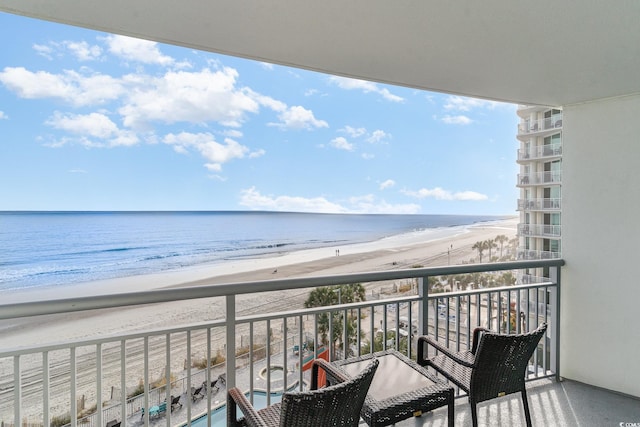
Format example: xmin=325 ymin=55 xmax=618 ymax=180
xmin=311 ymin=359 xmax=350 ymax=389
xmin=417 ymin=336 xmax=476 ymax=368
xmin=227 ymin=387 xmax=268 ymax=427
xmin=470 ymin=327 xmax=489 ymax=354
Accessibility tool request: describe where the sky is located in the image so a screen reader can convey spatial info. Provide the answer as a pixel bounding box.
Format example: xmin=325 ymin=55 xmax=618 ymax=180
xmin=0 ymin=12 xmax=520 ymax=215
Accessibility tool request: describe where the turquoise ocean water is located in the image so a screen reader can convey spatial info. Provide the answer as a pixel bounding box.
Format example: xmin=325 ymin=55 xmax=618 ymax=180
xmin=0 ymin=211 xmax=506 ymax=292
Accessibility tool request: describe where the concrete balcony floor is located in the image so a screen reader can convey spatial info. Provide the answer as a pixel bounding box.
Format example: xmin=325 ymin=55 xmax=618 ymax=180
xmin=390 ymin=378 xmax=640 ymax=427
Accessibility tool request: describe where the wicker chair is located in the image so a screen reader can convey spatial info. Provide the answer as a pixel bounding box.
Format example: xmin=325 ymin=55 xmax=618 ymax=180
xmin=227 ymin=358 xmax=378 ymax=427
xmin=417 ymin=323 xmax=547 ymax=427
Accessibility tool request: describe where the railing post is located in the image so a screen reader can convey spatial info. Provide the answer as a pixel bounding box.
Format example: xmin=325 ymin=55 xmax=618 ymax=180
xmin=417 ymin=276 xmax=429 ymax=338
xmin=548 ymin=265 xmax=561 ymax=381
xmin=226 ymin=295 xmax=236 ymax=390
xmin=13 ymin=356 xmax=21 ymax=427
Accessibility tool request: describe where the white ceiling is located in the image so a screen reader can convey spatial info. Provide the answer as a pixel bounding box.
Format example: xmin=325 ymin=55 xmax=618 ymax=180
xmin=2 ymin=0 xmax=639 ymax=106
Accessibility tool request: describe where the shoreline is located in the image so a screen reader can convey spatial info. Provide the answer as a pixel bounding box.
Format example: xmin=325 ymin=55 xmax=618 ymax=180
xmin=2 ymin=217 xmax=517 ymax=305
xmin=0 ymin=217 xmax=517 ymax=348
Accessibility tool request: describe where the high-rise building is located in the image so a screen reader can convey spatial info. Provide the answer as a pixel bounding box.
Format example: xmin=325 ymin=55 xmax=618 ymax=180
xmin=516 ymin=105 xmax=562 ymax=283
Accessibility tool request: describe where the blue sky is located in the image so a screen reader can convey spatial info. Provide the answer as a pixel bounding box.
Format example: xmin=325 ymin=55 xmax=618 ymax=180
xmin=0 ymin=12 xmax=519 ymax=215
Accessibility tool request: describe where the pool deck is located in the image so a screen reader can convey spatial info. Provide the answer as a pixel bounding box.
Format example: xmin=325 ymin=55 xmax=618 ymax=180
xmin=128 ymin=350 xmax=307 ymax=427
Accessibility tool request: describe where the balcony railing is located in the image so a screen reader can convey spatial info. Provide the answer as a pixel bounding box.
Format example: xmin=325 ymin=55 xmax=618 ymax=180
xmin=0 ymin=260 xmax=563 ymax=427
xmin=517 ymin=144 xmax=562 ymax=161
xmin=517 ymin=115 xmax=563 ymax=135
xmin=517 ymin=198 xmax=561 ymax=211
xmin=517 ymin=249 xmax=562 ymax=260
xmin=517 ymin=223 xmax=562 ymax=238
xmin=517 ymin=171 xmax=562 ymax=186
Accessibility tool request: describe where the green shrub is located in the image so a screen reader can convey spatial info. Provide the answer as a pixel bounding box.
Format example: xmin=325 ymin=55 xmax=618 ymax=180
xmin=128 ymin=379 xmax=145 ymax=398
xmin=50 ymin=413 xmax=71 ymax=427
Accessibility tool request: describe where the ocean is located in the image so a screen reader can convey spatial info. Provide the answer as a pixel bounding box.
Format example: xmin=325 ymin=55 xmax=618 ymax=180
xmin=0 ymin=211 xmax=506 ymax=292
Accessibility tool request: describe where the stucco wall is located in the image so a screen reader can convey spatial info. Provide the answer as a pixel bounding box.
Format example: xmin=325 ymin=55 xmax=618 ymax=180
xmin=561 ymin=94 xmax=640 ymax=397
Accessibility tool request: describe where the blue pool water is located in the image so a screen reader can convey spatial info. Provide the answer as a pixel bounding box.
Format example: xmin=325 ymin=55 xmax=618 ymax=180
xmin=189 ymin=391 xmax=284 ymax=427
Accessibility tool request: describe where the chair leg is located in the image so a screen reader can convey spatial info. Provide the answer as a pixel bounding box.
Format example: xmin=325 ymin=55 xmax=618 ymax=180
xmin=521 ymin=389 xmax=533 ymax=427
xmin=447 ymin=391 xmax=455 ymax=427
xmin=470 ymin=401 xmax=478 ymax=427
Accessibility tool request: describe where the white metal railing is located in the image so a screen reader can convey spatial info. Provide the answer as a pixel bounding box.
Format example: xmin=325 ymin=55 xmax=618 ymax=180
xmin=517 ymin=171 xmax=562 ymax=186
xmin=517 ymin=198 xmax=561 ymax=211
xmin=0 ymin=260 xmax=563 ymax=427
xmin=517 ymin=115 xmax=563 ymax=134
xmin=517 ymin=223 xmax=561 ymax=238
xmin=517 ymin=144 xmax=562 ymax=161
xmin=517 ymin=249 xmax=561 ymax=261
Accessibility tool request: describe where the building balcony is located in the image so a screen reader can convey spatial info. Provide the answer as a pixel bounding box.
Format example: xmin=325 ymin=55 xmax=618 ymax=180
xmin=516 ymin=105 xmax=550 ymax=118
xmin=517 ymin=115 xmax=563 ymax=137
xmin=517 ymin=198 xmax=561 ymax=212
xmin=2 ymin=260 xmax=639 ymax=427
xmin=517 ymin=171 xmax=562 ymax=187
xmin=0 ymin=260 xmax=567 ymax=427
xmin=516 ymin=249 xmax=561 ymax=261
xmin=517 ymin=144 xmax=562 ymax=163
xmin=517 ymin=223 xmax=562 ymax=238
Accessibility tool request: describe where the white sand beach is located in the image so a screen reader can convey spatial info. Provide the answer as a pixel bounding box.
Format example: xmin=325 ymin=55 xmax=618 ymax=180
xmin=0 ymin=217 xmax=518 ymax=347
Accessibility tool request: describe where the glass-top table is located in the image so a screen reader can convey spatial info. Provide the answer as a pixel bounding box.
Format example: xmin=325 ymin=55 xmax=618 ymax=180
xmin=331 ymin=349 xmax=454 ymax=427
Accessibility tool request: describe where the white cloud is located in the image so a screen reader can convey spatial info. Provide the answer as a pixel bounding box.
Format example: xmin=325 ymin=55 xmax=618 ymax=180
xmin=347 ymin=194 xmax=420 ymax=214
xmin=45 ymin=111 xmax=139 ymax=147
xmin=270 ymin=105 xmax=328 ymax=130
xmin=239 ymin=188 xmax=420 ymax=214
xmin=64 ymin=41 xmax=102 ymax=61
xmin=328 ymin=76 xmax=404 ymax=102
xmin=224 ymin=129 xmax=244 ymax=138
xmin=239 ymin=187 xmax=348 ymax=213
xmin=104 ymin=35 xmax=174 ymax=66
xmin=378 ymin=88 xmax=405 ymax=103
xmin=33 ymin=44 xmax=54 ymax=60
xmin=249 ymin=149 xmax=266 ymax=158
xmin=444 ymin=95 xmax=503 ymax=112
xmin=164 ymin=132 xmax=260 ymax=171
xmin=441 ymin=115 xmax=473 ymax=125
xmin=0 ymin=67 xmax=124 ymax=106
xmin=341 ymin=126 xmax=366 ymax=138
xmin=119 ymin=68 xmax=260 ymax=129
xmin=260 ymin=62 xmax=274 ymax=70
xmin=402 ymin=187 xmax=488 ymax=201
xmin=379 ymin=179 xmax=395 ymax=190
xmin=367 ymin=129 xmax=390 ymax=144
xmin=330 ymin=137 xmax=354 ymax=151
xmin=244 ymin=89 xmax=287 ymax=112
xmin=361 ymin=153 xmax=375 ymax=160
xmin=33 ymin=40 xmax=102 ymax=61
xmin=0 ymin=111 xmax=7 ymax=120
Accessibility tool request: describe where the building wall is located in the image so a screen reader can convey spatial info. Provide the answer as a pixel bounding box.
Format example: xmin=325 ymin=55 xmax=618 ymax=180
xmin=562 ymin=94 xmax=640 ymax=397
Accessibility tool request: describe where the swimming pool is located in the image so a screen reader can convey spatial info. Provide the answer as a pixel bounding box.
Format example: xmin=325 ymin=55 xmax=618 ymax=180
xmin=189 ymin=391 xmax=285 ymax=427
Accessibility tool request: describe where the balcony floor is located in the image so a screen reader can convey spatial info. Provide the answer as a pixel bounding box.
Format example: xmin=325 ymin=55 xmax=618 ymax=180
xmin=389 ymin=378 xmax=640 ymax=427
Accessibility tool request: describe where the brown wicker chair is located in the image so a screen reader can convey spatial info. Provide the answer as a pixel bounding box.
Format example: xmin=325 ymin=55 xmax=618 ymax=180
xmin=227 ymin=358 xmax=378 ymax=427
xmin=417 ymin=323 xmax=547 ymax=427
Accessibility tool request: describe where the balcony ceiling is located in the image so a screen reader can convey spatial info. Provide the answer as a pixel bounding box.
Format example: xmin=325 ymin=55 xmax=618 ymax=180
xmin=1 ymin=1 xmax=639 ymax=107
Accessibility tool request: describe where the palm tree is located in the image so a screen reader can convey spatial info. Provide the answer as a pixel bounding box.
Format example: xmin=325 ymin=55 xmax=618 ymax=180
xmin=485 ymin=239 xmax=497 ymax=262
xmin=472 ymin=241 xmax=485 ymax=263
xmin=304 ymin=284 xmax=366 ymax=353
xmin=494 ymin=234 xmax=509 ymax=259
xmin=499 ymin=271 xmax=516 ymax=286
